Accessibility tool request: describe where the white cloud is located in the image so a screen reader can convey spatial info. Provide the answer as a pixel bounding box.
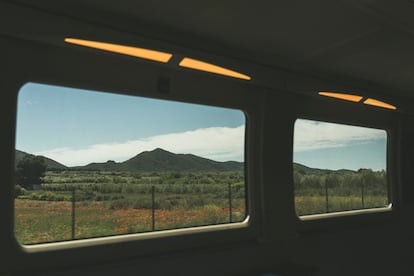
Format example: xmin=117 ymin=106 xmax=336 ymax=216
xmin=35 ymin=125 xmax=245 ymax=167
xmin=294 ymin=119 xmax=386 ymax=152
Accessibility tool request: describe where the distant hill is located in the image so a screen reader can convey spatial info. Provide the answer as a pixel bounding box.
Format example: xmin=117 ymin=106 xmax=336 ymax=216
xmin=293 ymin=162 xmax=355 ymax=174
xmin=15 ymin=149 xmax=68 ymax=170
xmin=72 ymin=148 xmax=244 ymax=172
xmin=15 ymin=148 xmax=356 ymax=174
xmin=15 ymin=149 xmax=27 ymax=163
xmin=119 ymin=148 xmax=243 ymax=171
xmin=71 ymin=160 xmax=120 ymax=171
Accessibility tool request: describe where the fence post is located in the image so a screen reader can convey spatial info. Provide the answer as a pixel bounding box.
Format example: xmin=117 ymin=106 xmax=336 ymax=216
xmin=228 ymin=183 xmax=232 ymax=223
xmin=151 ymin=185 xmax=155 ymax=231
xmin=71 ymin=189 xmax=75 ymax=239
xmin=325 ymin=178 xmax=329 ymax=213
xmin=361 ymin=179 xmax=365 ymax=209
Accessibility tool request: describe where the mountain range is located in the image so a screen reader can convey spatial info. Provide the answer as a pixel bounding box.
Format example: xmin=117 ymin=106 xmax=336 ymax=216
xmin=15 ymin=148 xmax=244 ymax=172
xmin=15 ymin=148 xmax=356 ymax=174
xmin=293 ymin=162 xmax=356 ymax=174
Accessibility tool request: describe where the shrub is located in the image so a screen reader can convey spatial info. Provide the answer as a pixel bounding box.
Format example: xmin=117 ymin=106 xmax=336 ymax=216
xmin=15 ymin=185 xmax=27 ymax=198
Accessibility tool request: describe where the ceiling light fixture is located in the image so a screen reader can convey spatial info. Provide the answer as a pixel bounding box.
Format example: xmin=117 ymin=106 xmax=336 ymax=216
xmin=318 ymin=92 xmax=363 ymax=102
xmin=64 ymin=38 xmax=173 ymax=63
xmin=179 ymin=57 xmax=251 ymax=80
xmin=363 ymin=98 xmax=397 ymax=110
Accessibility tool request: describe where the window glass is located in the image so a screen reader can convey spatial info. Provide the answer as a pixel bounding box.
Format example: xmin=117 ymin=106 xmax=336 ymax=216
xmin=14 ymin=82 xmax=246 ymax=245
xmin=293 ymin=119 xmax=389 ymax=216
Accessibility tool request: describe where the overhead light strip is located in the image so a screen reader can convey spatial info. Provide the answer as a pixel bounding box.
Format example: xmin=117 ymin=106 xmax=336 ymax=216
xmin=64 ymin=38 xmax=173 ymax=63
xmin=64 ymin=38 xmax=251 ymax=81
xmin=318 ymin=92 xmax=363 ymax=102
xmin=363 ymin=98 xmax=397 ymax=110
xmin=318 ymin=91 xmax=397 ymax=110
xmin=179 ymin=57 xmax=251 ymax=80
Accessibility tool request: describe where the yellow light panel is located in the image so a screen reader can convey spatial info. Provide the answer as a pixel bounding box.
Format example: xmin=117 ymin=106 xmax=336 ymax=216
xmin=363 ymin=98 xmax=397 ymax=110
xmin=179 ymin=57 xmax=251 ymax=80
xmin=318 ymin=92 xmax=363 ymax=102
xmin=64 ymin=38 xmax=172 ymax=63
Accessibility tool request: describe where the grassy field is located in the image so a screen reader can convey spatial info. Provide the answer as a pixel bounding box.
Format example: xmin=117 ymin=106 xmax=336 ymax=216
xmin=14 ymin=170 xmax=246 ymax=244
xmin=14 ymin=168 xmax=389 ymax=244
xmin=295 ymin=195 xmax=389 ymax=216
xmin=294 ymin=168 xmax=388 ymax=215
xmin=15 ymin=199 xmax=245 ymax=244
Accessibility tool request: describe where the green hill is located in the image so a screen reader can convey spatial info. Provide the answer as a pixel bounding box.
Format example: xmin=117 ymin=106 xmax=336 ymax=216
xmin=293 ymin=162 xmax=356 ymax=174
xmin=16 ymin=148 xmax=360 ymax=174
xmin=75 ymin=148 xmax=243 ymax=172
xmin=120 ymin=148 xmax=243 ymax=171
xmin=71 ymin=160 xmax=120 ymax=171
xmin=15 ymin=149 xmax=68 ymax=171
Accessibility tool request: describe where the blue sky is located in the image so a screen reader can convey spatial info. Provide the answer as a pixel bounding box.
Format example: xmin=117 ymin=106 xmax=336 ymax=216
xmin=16 ymin=82 xmax=245 ymax=166
xmin=293 ymin=119 xmax=387 ymax=171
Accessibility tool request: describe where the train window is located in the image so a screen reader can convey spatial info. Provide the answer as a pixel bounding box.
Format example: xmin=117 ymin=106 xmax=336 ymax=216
xmin=293 ymin=119 xmax=389 ymax=217
xmin=14 ymin=82 xmax=246 ymax=245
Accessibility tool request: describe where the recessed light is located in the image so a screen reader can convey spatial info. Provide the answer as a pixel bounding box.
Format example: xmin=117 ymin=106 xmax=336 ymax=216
xmin=363 ymin=98 xmax=397 ymax=110
xmin=65 ymin=38 xmax=172 ymax=63
xmin=179 ymin=57 xmax=251 ymax=80
xmin=318 ymin=92 xmax=363 ymax=102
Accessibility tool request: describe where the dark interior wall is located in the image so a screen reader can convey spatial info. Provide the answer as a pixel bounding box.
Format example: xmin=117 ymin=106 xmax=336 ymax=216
xmin=1 ymin=16 xmax=414 ymax=276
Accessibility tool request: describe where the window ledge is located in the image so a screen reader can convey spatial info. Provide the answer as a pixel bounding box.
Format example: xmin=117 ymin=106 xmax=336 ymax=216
xmin=298 ymin=204 xmax=392 ymax=221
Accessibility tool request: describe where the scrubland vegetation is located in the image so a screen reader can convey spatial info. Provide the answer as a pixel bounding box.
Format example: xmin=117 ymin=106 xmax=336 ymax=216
xmin=14 ymin=166 xmax=388 ymax=244
xmin=294 ymin=167 xmax=388 ymax=215
xmin=15 ymin=170 xmax=245 ymax=244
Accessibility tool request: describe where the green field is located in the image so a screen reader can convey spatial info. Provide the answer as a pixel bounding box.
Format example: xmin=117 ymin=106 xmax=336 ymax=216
xmin=14 ymin=167 xmax=389 ymax=244
xmin=294 ymin=166 xmax=389 ymax=215
xmin=15 ymin=170 xmax=246 ymax=244
xmin=15 ymin=200 xmax=245 ymax=244
xmin=295 ymin=195 xmax=388 ymax=216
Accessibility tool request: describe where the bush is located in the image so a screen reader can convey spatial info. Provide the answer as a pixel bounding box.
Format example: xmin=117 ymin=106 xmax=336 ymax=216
xmin=15 ymin=155 xmax=47 ymax=189
xmin=15 ymin=185 xmax=27 ymax=198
